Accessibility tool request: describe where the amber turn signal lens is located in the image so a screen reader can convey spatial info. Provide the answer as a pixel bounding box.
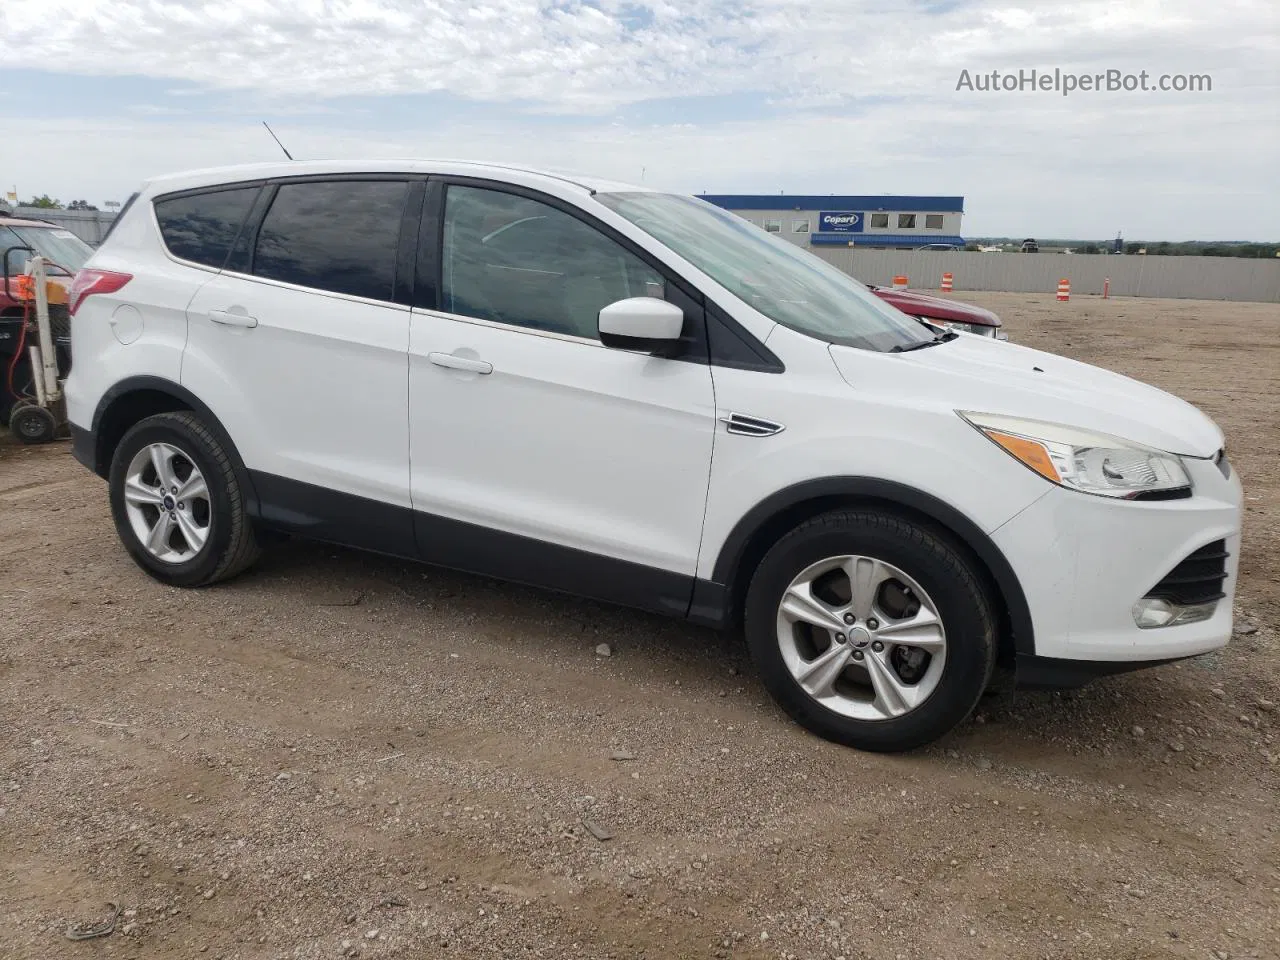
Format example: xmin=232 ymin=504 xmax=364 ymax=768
xmin=985 ymin=430 xmax=1061 ymax=482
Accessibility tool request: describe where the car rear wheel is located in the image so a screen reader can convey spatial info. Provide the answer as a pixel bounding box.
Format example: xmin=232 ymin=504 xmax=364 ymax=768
xmin=108 ymin=412 xmax=260 ymax=587
xmin=744 ymin=509 xmax=996 ymax=752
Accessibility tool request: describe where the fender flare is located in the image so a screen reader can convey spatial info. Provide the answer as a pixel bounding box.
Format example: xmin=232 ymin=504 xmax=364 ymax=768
xmin=707 ymin=476 xmax=1035 ymax=656
xmin=87 ymin=375 xmax=259 ymax=512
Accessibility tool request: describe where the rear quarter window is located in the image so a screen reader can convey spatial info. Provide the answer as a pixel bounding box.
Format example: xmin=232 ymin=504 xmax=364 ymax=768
xmin=154 ymin=187 xmax=260 ymax=269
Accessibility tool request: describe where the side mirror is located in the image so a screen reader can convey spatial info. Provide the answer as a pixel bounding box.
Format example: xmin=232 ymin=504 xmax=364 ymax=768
xmin=598 ymin=297 xmax=684 ymax=354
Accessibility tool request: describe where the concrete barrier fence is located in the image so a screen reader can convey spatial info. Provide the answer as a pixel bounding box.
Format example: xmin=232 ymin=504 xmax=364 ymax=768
xmin=813 ymin=248 xmax=1280 ymax=303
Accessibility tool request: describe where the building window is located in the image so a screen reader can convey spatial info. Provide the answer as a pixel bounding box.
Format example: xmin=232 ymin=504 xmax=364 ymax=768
xmin=792 ymin=219 xmax=810 ymax=233
xmin=869 ymin=213 xmax=889 ymax=229
xmin=898 ymin=213 xmax=917 ymax=229
xmin=764 ymin=219 xmax=782 ymax=233
xmin=925 ymin=214 xmax=944 ymax=229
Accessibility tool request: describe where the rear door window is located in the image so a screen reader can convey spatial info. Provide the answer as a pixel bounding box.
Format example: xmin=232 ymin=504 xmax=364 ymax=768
xmin=154 ymin=187 xmax=260 ymax=269
xmin=252 ymin=181 xmax=408 ymax=302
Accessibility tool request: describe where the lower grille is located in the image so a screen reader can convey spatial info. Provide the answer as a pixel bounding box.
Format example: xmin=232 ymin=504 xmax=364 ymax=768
xmin=1144 ymin=539 xmax=1228 ymax=606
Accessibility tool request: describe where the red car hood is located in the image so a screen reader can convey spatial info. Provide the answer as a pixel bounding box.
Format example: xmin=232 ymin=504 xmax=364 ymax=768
xmin=871 ymin=286 xmax=1000 ymax=328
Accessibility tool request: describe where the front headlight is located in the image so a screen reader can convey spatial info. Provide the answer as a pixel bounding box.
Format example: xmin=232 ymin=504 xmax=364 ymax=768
xmin=960 ymin=412 xmax=1191 ymax=499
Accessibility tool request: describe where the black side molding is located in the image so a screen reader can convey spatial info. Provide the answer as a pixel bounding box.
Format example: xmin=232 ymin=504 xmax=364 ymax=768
xmin=413 ymin=508 xmax=694 ymax=619
xmin=246 ymin=470 xmax=697 ymax=620
xmin=248 ymin=471 xmax=419 ymax=560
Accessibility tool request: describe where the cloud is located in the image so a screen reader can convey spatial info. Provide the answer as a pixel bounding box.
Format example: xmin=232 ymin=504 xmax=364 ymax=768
xmin=1 ymin=0 xmax=1276 ymax=237
xmin=3 ymin=0 xmax=1274 ymax=110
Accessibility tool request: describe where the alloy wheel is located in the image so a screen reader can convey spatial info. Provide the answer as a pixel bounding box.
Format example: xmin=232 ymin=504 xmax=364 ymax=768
xmin=775 ymin=554 xmax=947 ymax=721
xmin=122 ymin=442 xmax=212 ymax=564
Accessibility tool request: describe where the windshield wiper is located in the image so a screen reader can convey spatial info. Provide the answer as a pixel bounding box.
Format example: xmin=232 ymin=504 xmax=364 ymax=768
xmin=890 ymin=330 xmax=959 ymax=353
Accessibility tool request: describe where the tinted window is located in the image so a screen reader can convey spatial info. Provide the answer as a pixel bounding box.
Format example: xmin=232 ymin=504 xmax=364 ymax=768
xmin=254 ymin=181 xmax=407 ymax=301
xmin=155 ymin=187 xmax=259 ymax=269
xmin=442 ymin=185 xmax=664 ymax=340
xmin=925 ymin=214 xmax=944 ymax=229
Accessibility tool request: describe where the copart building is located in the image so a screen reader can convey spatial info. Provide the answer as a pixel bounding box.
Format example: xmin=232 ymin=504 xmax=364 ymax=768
xmin=697 ymin=195 xmax=965 ymax=250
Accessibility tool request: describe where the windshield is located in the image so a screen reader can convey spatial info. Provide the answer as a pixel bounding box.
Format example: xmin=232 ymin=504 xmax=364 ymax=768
xmin=2 ymin=224 xmax=94 ymax=277
xmin=595 ymin=192 xmax=934 ymax=352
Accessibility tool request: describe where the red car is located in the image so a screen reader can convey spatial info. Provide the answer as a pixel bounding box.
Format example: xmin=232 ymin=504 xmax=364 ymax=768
xmin=868 ymin=283 xmax=1007 ymax=339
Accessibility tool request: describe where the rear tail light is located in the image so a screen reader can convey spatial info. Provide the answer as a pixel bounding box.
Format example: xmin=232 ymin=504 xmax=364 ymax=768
xmin=68 ymin=268 xmax=132 ymax=317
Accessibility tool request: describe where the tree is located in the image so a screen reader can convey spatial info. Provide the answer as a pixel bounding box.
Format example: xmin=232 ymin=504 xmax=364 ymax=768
xmin=67 ymin=200 xmax=99 ymax=211
xmin=1124 ymin=242 xmax=1142 ymax=255
xmin=24 ymin=195 xmax=63 ymax=209
xmin=1084 ymin=244 xmax=1099 ymax=254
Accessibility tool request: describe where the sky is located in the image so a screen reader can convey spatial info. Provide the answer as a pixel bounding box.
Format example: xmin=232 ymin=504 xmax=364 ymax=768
xmin=1 ymin=0 xmax=1276 ymax=240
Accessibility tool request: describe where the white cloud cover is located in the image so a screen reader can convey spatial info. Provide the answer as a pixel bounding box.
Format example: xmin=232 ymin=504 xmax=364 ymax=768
xmin=2 ymin=0 xmax=1277 ymax=237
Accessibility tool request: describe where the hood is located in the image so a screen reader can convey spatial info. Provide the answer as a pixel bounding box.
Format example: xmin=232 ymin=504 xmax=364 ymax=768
xmin=829 ymin=335 xmax=1224 ymax=458
xmin=871 ymin=287 xmax=1000 ymax=327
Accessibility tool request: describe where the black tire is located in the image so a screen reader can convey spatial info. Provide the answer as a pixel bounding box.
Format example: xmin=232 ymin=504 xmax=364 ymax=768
xmin=11 ymin=404 xmax=57 ymax=444
xmin=108 ymin=411 xmax=260 ymax=587
xmin=744 ymin=509 xmax=996 ymax=752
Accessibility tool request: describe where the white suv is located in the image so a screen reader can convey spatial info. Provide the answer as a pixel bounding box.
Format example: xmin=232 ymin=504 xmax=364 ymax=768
xmin=65 ymin=160 xmax=1242 ymax=751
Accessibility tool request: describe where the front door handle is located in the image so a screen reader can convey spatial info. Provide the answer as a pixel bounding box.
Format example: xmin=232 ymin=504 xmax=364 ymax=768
xmin=428 ymin=352 xmax=493 ymax=375
xmin=209 ymin=308 xmax=258 ymax=328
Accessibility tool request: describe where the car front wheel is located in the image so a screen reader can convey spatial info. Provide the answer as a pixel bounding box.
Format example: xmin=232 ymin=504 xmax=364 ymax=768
xmin=744 ymin=509 xmax=996 ymax=752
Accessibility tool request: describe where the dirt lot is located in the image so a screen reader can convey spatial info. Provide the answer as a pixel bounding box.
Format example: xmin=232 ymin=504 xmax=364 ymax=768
xmin=1 ymin=291 xmax=1277 ymax=960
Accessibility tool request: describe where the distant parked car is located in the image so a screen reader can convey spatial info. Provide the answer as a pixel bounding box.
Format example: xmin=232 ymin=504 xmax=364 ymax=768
xmin=1 ymin=216 xmax=94 ymax=423
xmin=1020 ymin=238 xmax=1039 ymax=253
xmin=866 ymin=283 xmax=1007 ymax=339
xmin=914 ymin=243 xmax=957 ymax=252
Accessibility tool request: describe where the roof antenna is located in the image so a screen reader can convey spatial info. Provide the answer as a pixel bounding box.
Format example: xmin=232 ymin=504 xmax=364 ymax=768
xmin=262 ymin=121 xmax=294 ymax=160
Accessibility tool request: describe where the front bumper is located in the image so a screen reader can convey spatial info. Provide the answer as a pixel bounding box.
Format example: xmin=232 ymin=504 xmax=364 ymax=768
xmin=992 ymin=453 xmax=1242 ymax=665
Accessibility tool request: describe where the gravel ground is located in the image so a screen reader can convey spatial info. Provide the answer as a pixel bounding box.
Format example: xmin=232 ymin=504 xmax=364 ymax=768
xmin=1 ymin=291 xmax=1277 ymax=960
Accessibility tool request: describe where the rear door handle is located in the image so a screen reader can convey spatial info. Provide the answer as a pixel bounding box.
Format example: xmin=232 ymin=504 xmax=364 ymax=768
xmin=428 ymin=352 xmax=492 ymax=375
xmin=209 ymin=308 xmax=258 ymax=328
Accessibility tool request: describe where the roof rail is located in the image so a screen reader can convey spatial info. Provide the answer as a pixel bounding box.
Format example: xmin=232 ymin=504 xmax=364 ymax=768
xmin=459 ymin=161 xmax=598 ymax=195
